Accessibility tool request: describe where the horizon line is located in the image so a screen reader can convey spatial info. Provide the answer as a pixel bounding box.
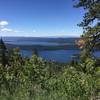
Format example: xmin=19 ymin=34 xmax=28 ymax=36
xmin=0 ymin=35 xmax=80 ymax=38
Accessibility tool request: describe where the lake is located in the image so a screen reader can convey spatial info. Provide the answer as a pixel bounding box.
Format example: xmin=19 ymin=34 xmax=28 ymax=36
xmin=21 ymin=49 xmax=80 ymax=62
xmin=3 ymin=37 xmax=100 ymax=63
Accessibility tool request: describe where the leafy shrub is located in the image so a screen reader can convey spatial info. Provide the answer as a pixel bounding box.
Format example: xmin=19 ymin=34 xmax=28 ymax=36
xmin=0 ymin=48 xmax=98 ymax=100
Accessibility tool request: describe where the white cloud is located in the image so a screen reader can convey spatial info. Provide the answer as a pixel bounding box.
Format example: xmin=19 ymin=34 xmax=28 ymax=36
xmin=0 ymin=21 xmax=25 ymax=36
xmin=1 ymin=28 xmax=13 ymax=32
xmin=0 ymin=21 xmax=8 ymax=27
xmin=0 ymin=28 xmax=23 ymax=33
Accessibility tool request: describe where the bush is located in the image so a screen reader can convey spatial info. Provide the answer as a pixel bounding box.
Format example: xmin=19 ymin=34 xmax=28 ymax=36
xmin=0 ymin=49 xmax=98 ymax=100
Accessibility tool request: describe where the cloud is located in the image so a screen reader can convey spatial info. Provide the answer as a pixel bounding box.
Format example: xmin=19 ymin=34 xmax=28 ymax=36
xmin=0 ymin=21 xmax=8 ymax=27
xmin=0 ymin=28 xmax=23 ymax=33
xmin=1 ymin=28 xmax=13 ymax=32
xmin=0 ymin=21 xmax=24 ymax=37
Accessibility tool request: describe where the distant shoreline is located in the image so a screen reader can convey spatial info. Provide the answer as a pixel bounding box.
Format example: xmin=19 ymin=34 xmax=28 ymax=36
xmin=6 ymin=43 xmax=79 ymax=51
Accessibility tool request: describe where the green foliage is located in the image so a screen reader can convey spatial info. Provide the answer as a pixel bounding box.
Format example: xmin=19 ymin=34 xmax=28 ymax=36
xmin=45 ymin=67 xmax=96 ymax=100
xmin=0 ymin=1 xmax=99 ymax=98
xmin=0 ymin=48 xmax=98 ymax=100
xmin=75 ymin=0 xmax=100 ymax=27
xmin=74 ymin=3 xmax=100 ymax=97
xmin=75 ymin=0 xmax=100 ymax=58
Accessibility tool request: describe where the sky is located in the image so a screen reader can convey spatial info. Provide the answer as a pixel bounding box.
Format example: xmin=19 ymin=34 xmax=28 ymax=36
xmin=0 ymin=0 xmax=84 ymax=37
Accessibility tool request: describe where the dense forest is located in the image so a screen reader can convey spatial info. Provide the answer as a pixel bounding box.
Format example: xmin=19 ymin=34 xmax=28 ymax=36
xmin=0 ymin=0 xmax=100 ymax=100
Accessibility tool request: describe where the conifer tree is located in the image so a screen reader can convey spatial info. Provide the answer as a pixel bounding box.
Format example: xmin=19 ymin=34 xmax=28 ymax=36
xmin=0 ymin=38 xmax=8 ymax=66
xmin=75 ymin=0 xmax=100 ymax=58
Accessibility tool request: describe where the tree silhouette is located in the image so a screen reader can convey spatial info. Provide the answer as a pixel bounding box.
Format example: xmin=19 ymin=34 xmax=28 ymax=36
xmin=0 ymin=38 xmax=8 ymax=66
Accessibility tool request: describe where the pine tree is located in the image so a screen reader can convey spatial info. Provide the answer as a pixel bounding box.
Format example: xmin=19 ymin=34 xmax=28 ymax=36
xmin=74 ymin=1 xmax=100 ymax=99
xmin=74 ymin=0 xmax=100 ymax=58
xmin=0 ymin=38 xmax=8 ymax=66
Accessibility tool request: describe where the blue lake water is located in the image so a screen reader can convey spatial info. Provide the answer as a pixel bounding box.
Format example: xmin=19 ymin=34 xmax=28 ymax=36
xmin=21 ymin=50 xmax=80 ymax=62
xmin=21 ymin=49 xmax=100 ymax=63
xmin=3 ymin=37 xmax=100 ymax=63
xmin=38 ymin=50 xmax=80 ymax=62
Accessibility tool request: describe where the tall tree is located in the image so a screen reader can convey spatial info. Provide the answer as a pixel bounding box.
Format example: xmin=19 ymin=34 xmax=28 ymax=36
xmin=0 ymin=38 xmax=8 ymax=66
xmin=74 ymin=0 xmax=100 ymax=58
